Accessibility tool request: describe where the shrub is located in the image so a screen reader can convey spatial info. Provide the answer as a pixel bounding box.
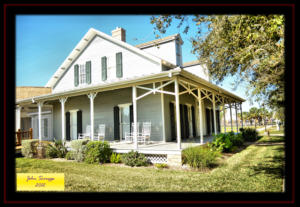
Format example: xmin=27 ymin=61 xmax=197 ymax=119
xmin=84 ymin=141 xmax=112 ymax=164
xmin=240 ymin=128 xmax=259 ymax=142
xmin=154 ymin=163 xmax=168 ymax=169
xmin=182 ymin=145 xmax=221 ymax=169
xmin=21 ymin=139 xmax=50 ymax=158
xmin=70 ymin=139 xmax=90 ymax=162
xmin=121 ymin=151 xmax=150 ymax=167
xmin=110 ymin=153 xmax=121 ymax=163
xmin=65 ymin=151 xmax=75 ymax=160
xmin=45 ymin=140 xmax=68 ymax=158
xmin=210 ymin=132 xmax=244 ymax=152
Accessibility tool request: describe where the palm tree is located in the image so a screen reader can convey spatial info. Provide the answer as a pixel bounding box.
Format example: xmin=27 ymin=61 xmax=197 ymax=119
xmin=249 ymin=107 xmax=260 ymax=129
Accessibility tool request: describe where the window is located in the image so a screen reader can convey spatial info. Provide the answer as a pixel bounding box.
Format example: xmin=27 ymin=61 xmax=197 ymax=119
xmin=79 ymin=64 xmax=86 ymax=84
xmin=43 ymin=118 xmax=48 ymax=137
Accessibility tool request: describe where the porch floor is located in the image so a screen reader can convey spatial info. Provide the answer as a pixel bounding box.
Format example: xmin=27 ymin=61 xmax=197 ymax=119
xmin=109 ymin=136 xmax=214 ymax=154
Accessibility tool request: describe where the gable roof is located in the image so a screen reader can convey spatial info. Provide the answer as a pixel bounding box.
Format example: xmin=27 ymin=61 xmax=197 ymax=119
xmin=45 ymin=28 xmax=176 ymax=88
xmin=135 ymin=33 xmax=183 ymax=49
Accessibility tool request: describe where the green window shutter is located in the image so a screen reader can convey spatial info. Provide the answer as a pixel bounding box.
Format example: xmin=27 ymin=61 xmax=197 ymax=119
xmin=86 ymin=61 xmax=91 ymax=84
xmin=116 ymin=52 xmax=123 ymax=78
xmin=74 ymin=64 xmax=79 ymax=86
xmin=101 ymin=56 xmax=107 ymax=81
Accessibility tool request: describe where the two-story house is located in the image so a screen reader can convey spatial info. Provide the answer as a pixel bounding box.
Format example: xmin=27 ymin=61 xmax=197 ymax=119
xmin=16 ymin=27 xmax=245 ymax=164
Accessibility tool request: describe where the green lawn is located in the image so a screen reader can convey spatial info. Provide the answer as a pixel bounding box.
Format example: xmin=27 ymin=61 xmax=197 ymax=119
xmin=16 ymin=136 xmax=284 ymax=192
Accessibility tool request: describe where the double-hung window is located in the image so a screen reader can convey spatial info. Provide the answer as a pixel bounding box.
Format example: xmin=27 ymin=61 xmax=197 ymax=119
xmin=79 ymin=64 xmax=86 ymax=84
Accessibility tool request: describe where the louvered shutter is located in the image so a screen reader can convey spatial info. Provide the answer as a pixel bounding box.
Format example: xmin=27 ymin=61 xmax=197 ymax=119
xmin=180 ymin=104 xmax=184 ymax=138
xmin=129 ymin=105 xmax=133 ymax=133
xmin=77 ymin=110 xmax=82 ymax=139
xmin=184 ymin=105 xmax=189 ymax=138
xmin=206 ymin=108 xmax=211 ymax=135
xmin=216 ymin=110 xmax=220 ymax=133
xmin=191 ymin=106 xmax=196 ymax=137
xmin=211 ymin=109 xmax=215 ymax=134
xmin=74 ymin=64 xmax=79 ymax=86
xmin=113 ymin=106 xmax=120 ymax=140
xmin=116 ymin=52 xmax=123 ymax=78
xmin=66 ymin=112 xmax=70 ymax=141
xmin=86 ymin=61 xmax=91 ymax=84
xmin=101 ymin=56 xmax=107 ymax=81
xmin=169 ymin=102 xmax=176 ymax=141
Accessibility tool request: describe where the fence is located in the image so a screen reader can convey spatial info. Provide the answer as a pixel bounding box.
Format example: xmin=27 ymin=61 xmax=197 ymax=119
xmin=16 ymin=128 xmax=33 ymax=146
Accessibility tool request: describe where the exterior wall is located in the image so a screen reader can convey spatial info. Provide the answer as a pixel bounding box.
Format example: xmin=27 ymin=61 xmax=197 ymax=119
xmin=52 ymin=87 xmax=163 ymax=142
xmin=53 ymin=35 xmax=161 ymax=93
xmin=183 ymin=64 xmax=210 ymax=81
xmin=141 ymin=40 xmax=179 ymax=66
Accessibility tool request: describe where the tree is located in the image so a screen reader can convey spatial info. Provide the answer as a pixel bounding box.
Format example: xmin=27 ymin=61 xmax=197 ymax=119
xmin=249 ymin=107 xmax=260 ymax=129
xmin=151 ymin=15 xmax=284 ymax=108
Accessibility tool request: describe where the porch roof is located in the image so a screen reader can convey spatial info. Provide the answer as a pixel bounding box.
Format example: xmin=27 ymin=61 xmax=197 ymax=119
xmin=16 ymin=68 xmax=245 ymax=105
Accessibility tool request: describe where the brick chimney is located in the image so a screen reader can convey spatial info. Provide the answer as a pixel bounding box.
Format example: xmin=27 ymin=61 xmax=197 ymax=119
xmin=111 ymin=27 xmax=126 ymax=42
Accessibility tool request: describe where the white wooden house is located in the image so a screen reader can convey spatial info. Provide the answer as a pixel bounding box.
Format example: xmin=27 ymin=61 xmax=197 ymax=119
xmin=16 ymin=27 xmax=245 ymax=165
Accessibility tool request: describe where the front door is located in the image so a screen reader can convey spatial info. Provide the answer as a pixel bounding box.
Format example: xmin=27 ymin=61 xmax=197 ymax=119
xmin=119 ymin=104 xmax=131 ymax=140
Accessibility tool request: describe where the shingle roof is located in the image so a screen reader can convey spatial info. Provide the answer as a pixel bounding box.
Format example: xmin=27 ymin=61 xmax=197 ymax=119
xmin=182 ymin=60 xmax=201 ymax=67
xmin=135 ymin=34 xmax=183 ymax=49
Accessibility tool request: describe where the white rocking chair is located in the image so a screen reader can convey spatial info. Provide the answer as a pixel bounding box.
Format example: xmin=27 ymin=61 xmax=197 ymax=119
xmin=124 ymin=122 xmax=140 ymax=143
xmin=78 ymin=125 xmax=91 ymax=140
xmin=94 ymin=124 xmax=105 ymax=141
xmin=138 ymin=122 xmax=151 ymax=145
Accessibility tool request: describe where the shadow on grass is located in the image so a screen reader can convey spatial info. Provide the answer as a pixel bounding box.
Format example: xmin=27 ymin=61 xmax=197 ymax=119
xmin=249 ymin=145 xmax=285 ymax=179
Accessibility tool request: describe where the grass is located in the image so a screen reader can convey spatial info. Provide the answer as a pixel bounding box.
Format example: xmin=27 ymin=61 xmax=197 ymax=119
xmin=16 ymin=136 xmax=284 ymax=192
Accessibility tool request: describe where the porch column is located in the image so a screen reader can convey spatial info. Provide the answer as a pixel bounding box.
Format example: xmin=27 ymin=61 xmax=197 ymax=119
xmin=88 ymin=92 xmax=97 ymax=141
xmin=197 ymin=88 xmax=204 ymax=144
xmin=160 ymin=82 xmax=166 ymax=143
xmin=212 ymin=93 xmax=217 ymax=135
xmin=59 ymin=97 xmax=68 ymax=142
xmin=16 ymin=106 xmax=21 ymax=131
xmin=235 ymin=102 xmax=239 ymax=132
xmin=223 ymin=104 xmax=226 ymax=133
xmin=240 ymin=102 xmax=244 ymax=128
xmin=229 ymin=103 xmax=233 ymax=132
xmin=38 ymin=101 xmax=44 ymax=142
xmin=132 ymin=85 xmax=138 ymax=150
xmin=174 ymin=77 xmax=181 ymax=150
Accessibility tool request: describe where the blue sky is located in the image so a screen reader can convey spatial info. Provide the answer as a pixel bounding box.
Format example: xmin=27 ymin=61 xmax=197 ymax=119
xmin=16 ymin=15 xmax=259 ymax=111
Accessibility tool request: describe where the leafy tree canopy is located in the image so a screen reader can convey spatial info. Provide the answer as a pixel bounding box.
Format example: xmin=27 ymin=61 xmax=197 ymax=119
xmin=150 ymin=15 xmax=285 ymax=108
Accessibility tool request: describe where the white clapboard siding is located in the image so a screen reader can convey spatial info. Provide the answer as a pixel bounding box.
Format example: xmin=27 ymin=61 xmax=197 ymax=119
xmin=53 ymin=36 xmax=161 ymax=93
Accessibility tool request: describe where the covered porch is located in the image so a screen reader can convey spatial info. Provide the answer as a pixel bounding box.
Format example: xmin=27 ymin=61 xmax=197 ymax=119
xmin=15 ymin=68 xmax=245 ymax=151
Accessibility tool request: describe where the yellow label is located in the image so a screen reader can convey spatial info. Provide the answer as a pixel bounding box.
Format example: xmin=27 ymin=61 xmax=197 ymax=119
xmin=17 ymin=173 xmax=64 ymax=191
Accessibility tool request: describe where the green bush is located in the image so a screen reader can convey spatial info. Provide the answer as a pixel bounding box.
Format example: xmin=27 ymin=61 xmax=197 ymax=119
xmin=70 ymin=139 xmax=90 ymax=162
xmin=121 ymin=150 xmax=150 ymax=167
xmin=182 ymin=145 xmax=221 ymax=169
xmin=21 ymin=139 xmax=50 ymax=158
xmin=154 ymin=163 xmax=168 ymax=169
xmin=240 ymin=128 xmax=259 ymax=141
xmin=45 ymin=140 xmax=68 ymax=158
xmin=110 ymin=153 xmax=121 ymax=163
xmin=210 ymin=132 xmax=244 ymax=152
xmin=65 ymin=151 xmax=75 ymax=160
xmin=84 ymin=141 xmax=112 ymax=164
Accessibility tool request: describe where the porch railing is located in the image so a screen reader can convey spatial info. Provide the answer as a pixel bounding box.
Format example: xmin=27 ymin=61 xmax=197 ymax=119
xmin=16 ymin=128 xmax=33 ymax=146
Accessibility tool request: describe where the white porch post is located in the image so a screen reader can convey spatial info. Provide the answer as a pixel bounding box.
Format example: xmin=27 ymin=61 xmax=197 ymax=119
xmin=235 ymin=103 xmax=239 ymax=132
xmin=229 ymin=103 xmax=233 ymax=132
xmin=16 ymin=106 xmax=21 ymax=131
xmin=132 ymin=85 xmax=138 ymax=150
xmin=197 ymin=88 xmax=204 ymax=144
xmin=174 ymin=77 xmax=181 ymax=150
xmin=223 ymin=104 xmax=226 ymax=133
xmin=240 ymin=102 xmax=244 ymax=128
xmin=160 ymin=82 xmax=166 ymax=143
xmin=59 ymin=97 xmax=68 ymax=142
xmin=38 ymin=102 xmax=44 ymax=142
xmin=88 ymin=92 xmax=97 ymax=141
xmin=212 ymin=93 xmax=217 ymax=135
